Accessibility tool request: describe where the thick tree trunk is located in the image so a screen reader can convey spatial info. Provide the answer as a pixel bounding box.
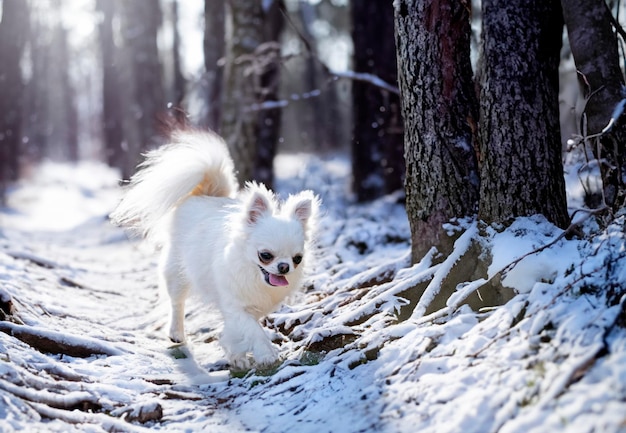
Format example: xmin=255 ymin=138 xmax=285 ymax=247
xmin=561 ymin=0 xmax=626 ymax=209
xmin=221 ymin=0 xmax=282 ymax=186
xmin=117 ymin=0 xmax=165 ymax=179
xmin=478 ymin=0 xmax=569 ymax=229
xmin=203 ymin=0 xmax=225 ymax=131
xmin=97 ymin=0 xmax=125 ymax=170
xmin=21 ymin=3 xmax=76 ymax=163
xmin=221 ymin=0 xmax=265 ymax=184
xmin=254 ymin=0 xmax=285 ymax=189
xmin=0 ymin=0 xmax=29 ymax=202
xmin=351 ymin=0 xmax=404 ymax=202
xmin=395 ymin=0 xmax=479 ymax=263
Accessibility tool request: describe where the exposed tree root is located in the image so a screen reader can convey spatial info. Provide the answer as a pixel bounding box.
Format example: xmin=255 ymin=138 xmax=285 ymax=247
xmin=0 ymin=321 xmax=123 ymax=358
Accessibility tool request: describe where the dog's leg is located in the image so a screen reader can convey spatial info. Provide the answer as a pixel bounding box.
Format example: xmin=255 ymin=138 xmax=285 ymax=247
xmin=160 ymin=248 xmax=189 ymax=344
xmin=220 ymin=309 xmax=278 ymax=369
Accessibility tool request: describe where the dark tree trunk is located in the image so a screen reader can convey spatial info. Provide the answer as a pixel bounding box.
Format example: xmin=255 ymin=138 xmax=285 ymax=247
xmin=478 ymin=0 xmax=569 ymax=228
xmin=97 ymin=0 xmax=124 ymax=170
xmin=117 ymin=0 xmax=165 ymax=179
xmin=297 ymin=1 xmax=342 ymax=152
xmin=351 ymin=0 xmax=404 ymax=202
xmin=221 ymin=0 xmax=278 ymax=185
xmin=21 ymin=3 xmax=76 ymax=163
xmin=53 ymin=22 xmax=78 ymax=161
xmin=0 ymin=0 xmax=29 ymax=202
xmin=203 ymin=0 xmax=225 ymax=131
xmin=171 ymin=0 xmax=186 ymax=120
xmin=561 ymin=0 xmax=626 ymax=209
xmin=221 ymin=0 xmax=264 ymax=184
xmin=254 ymin=0 xmax=285 ymax=189
xmin=395 ymin=0 xmax=479 ymax=263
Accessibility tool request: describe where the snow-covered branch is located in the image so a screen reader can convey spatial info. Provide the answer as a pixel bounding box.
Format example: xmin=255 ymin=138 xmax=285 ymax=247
xmin=328 ymin=69 xmax=400 ymax=95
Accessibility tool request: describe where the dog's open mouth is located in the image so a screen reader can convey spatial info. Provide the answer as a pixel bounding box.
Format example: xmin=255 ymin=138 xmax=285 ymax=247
xmin=259 ymin=266 xmax=289 ymax=287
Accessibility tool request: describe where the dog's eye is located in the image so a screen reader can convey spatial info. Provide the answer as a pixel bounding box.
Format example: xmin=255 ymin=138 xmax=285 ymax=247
xmin=293 ymin=254 xmax=303 ymax=265
xmin=258 ymin=251 xmax=274 ymax=263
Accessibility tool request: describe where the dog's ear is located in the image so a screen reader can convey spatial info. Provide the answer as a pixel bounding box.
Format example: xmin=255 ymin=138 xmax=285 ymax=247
xmin=285 ymin=190 xmax=319 ymax=230
xmin=247 ymin=192 xmax=270 ymax=224
xmin=246 ymin=183 xmax=274 ymax=225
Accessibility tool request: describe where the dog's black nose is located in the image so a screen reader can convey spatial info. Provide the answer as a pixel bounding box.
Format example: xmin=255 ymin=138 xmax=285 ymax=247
xmin=277 ymin=262 xmax=289 ymax=274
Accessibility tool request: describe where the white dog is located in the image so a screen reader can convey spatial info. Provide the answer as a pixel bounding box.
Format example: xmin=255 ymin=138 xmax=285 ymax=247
xmin=111 ymin=129 xmax=318 ymax=369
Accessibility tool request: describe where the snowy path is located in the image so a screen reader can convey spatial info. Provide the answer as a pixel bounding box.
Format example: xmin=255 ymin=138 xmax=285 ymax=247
xmin=1 ymin=160 xmax=626 ymax=432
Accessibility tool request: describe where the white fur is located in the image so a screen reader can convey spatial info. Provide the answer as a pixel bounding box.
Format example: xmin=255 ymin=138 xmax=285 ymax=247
xmin=111 ymin=130 xmax=318 ymax=369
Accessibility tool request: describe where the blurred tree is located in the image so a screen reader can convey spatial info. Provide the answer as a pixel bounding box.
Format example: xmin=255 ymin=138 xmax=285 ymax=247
xmin=395 ymin=0 xmax=479 ymax=263
xmin=562 ymin=0 xmax=626 ymax=210
xmin=203 ymin=0 xmax=225 ymax=131
xmin=0 ymin=0 xmax=29 ymax=203
xmin=171 ymin=0 xmax=186 ymax=121
xmin=221 ymin=0 xmax=265 ymax=185
xmin=221 ymin=0 xmax=284 ymax=186
xmin=351 ymin=0 xmax=404 ymax=202
xmin=296 ymin=0 xmax=343 ymax=152
xmin=97 ymin=0 xmax=125 ymax=171
xmin=478 ymin=0 xmax=569 ymax=228
xmin=254 ymin=0 xmax=285 ymax=187
xmin=22 ymin=1 xmax=77 ymax=163
xmin=116 ymin=0 xmax=165 ymax=179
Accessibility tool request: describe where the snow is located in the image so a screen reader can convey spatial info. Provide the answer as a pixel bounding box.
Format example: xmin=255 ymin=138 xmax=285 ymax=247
xmin=0 ymin=156 xmax=625 ymax=432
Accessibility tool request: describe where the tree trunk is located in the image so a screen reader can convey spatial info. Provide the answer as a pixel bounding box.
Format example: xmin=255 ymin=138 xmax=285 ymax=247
xmin=297 ymin=1 xmax=342 ymax=152
xmin=221 ymin=0 xmax=265 ymax=185
xmin=478 ymin=0 xmax=569 ymax=229
xmin=203 ymin=0 xmax=225 ymax=131
xmin=171 ymin=0 xmax=186 ymax=120
xmin=117 ymin=0 xmax=165 ymax=179
xmin=351 ymin=0 xmax=404 ymax=202
xmin=221 ymin=0 xmax=286 ymax=187
xmin=561 ymin=0 xmax=626 ymax=209
xmin=253 ymin=0 xmax=285 ymax=189
xmin=395 ymin=0 xmax=479 ymax=263
xmin=0 ymin=0 xmax=29 ymax=202
xmin=21 ymin=3 xmax=76 ymax=163
xmin=97 ymin=0 xmax=125 ymax=170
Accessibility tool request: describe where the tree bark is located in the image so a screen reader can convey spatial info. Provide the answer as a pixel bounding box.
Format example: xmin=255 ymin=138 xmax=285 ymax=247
xmin=254 ymin=0 xmax=285 ymax=189
xmin=116 ymin=0 xmax=165 ymax=179
xmin=0 ymin=0 xmax=29 ymax=202
xmin=478 ymin=0 xmax=569 ymax=229
xmin=97 ymin=0 xmax=125 ymax=170
xmin=395 ymin=0 xmax=479 ymax=263
xmin=171 ymin=0 xmax=186 ymax=120
xmin=561 ymin=0 xmax=626 ymax=209
xmin=221 ymin=0 xmax=273 ymax=185
xmin=351 ymin=0 xmax=404 ymax=202
xmin=204 ymin=0 xmax=225 ymax=131
xmin=221 ymin=0 xmax=264 ymax=184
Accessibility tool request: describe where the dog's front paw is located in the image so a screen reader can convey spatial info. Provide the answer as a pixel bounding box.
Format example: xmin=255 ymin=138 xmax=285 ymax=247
xmin=169 ymin=321 xmax=186 ymax=344
xmin=169 ymin=331 xmax=185 ymax=344
xmin=228 ymin=353 xmax=254 ymax=371
xmin=253 ymin=342 xmax=279 ymax=366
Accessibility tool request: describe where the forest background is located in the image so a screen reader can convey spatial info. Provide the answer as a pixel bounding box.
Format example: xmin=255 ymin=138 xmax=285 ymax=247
xmin=1 ymin=1 xmax=626 ymax=431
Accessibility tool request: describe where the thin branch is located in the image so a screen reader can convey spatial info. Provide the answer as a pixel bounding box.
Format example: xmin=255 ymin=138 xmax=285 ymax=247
xmin=327 ymin=69 xmax=400 ymax=95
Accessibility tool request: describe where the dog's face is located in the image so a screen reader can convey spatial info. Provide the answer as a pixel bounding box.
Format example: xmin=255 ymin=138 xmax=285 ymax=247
xmin=252 ymin=220 xmax=306 ymax=287
xmin=241 ymin=186 xmax=316 ymax=288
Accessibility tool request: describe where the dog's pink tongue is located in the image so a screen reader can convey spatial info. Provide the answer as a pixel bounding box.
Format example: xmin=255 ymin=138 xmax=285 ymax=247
xmin=269 ymin=273 xmax=289 ymax=286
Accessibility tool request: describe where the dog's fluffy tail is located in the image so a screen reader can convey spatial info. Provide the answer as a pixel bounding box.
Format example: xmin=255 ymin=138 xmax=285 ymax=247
xmin=110 ymin=129 xmax=238 ymax=239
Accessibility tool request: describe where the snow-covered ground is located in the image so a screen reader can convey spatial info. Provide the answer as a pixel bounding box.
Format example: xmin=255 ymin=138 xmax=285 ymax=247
xmin=0 ymin=155 xmax=625 ymax=432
